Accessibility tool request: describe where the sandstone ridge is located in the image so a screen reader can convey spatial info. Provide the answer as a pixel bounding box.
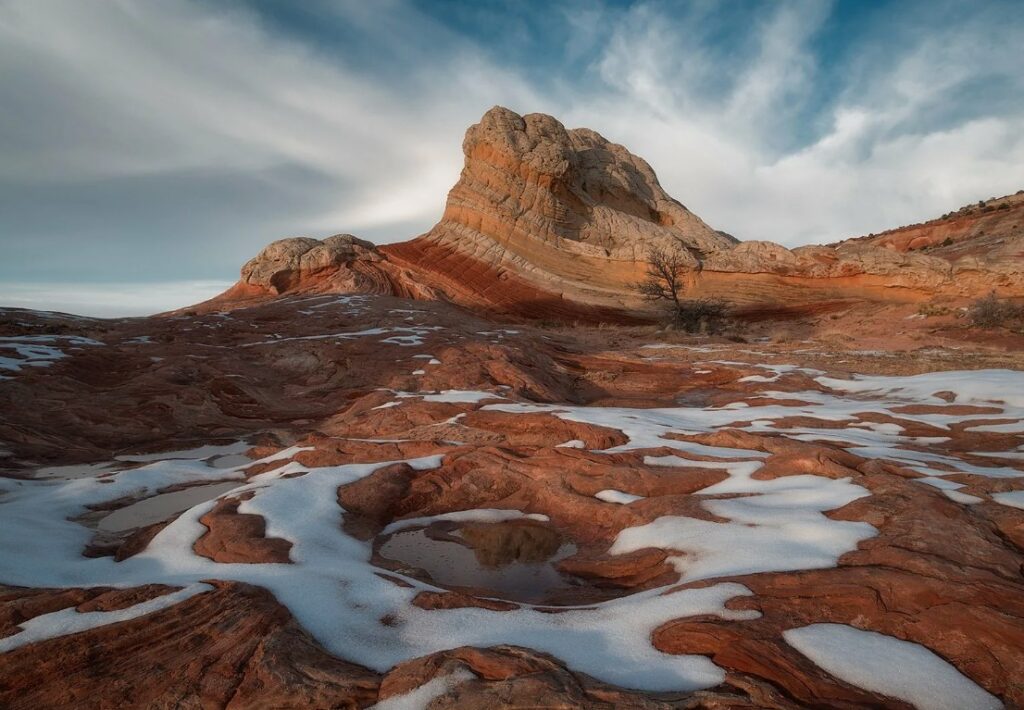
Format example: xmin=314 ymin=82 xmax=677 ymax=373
xmin=210 ymin=107 xmax=1024 ymax=318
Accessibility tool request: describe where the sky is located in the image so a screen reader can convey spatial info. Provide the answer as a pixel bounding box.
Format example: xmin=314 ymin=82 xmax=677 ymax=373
xmin=1 ymin=0 xmax=1022 ymax=316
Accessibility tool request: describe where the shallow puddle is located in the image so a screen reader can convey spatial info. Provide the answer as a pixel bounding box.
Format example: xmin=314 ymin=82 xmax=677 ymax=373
xmin=207 ymin=453 xmax=252 ymax=469
xmin=33 ymin=462 xmax=118 ymax=480
xmin=378 ymin=521 xmax=577 ymax=604
xmin=115 ymin=441 xmax=250 ymax=463
xmin=97 ymin=481 xmax=241 ymax=532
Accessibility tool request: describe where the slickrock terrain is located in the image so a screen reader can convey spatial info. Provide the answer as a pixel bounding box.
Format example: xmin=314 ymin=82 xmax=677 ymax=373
xmin=2 ymin=108 xmax=1024 ymax=709
xmin=2 ymin=292 xmax=1024 ymax=709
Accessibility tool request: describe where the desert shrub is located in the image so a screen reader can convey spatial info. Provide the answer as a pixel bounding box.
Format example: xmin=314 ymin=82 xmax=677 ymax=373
xmin=969 ymin=293 xmax=1024 ymax=329
xmin=675 ymin=298 xmax=730 ymax=334
xmin=917 ymin=302 xmax=952 ymax=317
xmin=941 ymin=237 xmax=954 ymax=246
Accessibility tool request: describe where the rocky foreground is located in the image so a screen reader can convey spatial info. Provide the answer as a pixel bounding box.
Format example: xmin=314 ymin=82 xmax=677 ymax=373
xmin=1 ymin=295 xmax=1023 ymax=709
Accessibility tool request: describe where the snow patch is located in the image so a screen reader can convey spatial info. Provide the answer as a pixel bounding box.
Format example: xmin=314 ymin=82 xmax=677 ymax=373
xmin=382 ymin=509 xmax=548 ymax=535
xmin=0 ymin=334 xmax=103 ymax=374
xmin=596 ymin=489 xmax=644 ymax=504
xmin=0 ymin=583 xmax=211 ymax=653
xmin=420 ymin=390 xmax=504 ymax=404
xmin=370 ymin=668 xmax=476 ymax=710
xmin=992 ymin=490 xmax=1024 ymax=510
xmin=612 ymin=472 xmax=875 ymax=583
xmin=784 ymin=623 xmax=1001 ymax=710
xmin=817 ymin=369 xmax=1024 ymax=408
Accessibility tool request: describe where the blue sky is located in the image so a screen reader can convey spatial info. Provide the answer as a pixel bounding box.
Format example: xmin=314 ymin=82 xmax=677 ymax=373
xmin=1 ymin=0 xmax=1022 ymax=315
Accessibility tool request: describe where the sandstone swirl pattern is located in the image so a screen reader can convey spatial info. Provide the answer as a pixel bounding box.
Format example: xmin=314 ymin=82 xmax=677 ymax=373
xmin=209 ymin=107 xmax=1023 ymax=320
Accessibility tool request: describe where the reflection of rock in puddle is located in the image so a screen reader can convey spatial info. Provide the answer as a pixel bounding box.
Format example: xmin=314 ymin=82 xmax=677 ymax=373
xmin=379 ymin=521 xmax=578 ymax=604
xmin=96 ymin=481 xmax=241 ymax=532
xmin=675 ymin=388 xmax=716 ymax=407
xmin=32 ymin=462 xmax=119 ymax=480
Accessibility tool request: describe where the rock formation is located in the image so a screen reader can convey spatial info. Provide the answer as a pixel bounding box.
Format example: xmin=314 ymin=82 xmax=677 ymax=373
xmin=382 ymin=106 xmax=735 ymax=316
xmin=208 ymin=107 xmax=1023 ymax=320
xmin=211 ymin=233 xmax=438 ymax=305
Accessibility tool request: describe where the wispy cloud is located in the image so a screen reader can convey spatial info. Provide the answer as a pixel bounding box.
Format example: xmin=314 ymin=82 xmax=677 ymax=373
xmin=569 ymin=0 xmax=1024 ymax=244
xmin=1 ymin=0 xmax=1021 ymax=307
xmin=0 ymin=0 xmax=544 ymax=289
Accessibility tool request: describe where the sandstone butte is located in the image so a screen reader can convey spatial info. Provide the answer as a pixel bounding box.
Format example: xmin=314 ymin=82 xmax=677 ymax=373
xmin=1 ymin=107 xmax=1024 ymax=710
xmin=207 ymin=105 xmax=1024 ymax=321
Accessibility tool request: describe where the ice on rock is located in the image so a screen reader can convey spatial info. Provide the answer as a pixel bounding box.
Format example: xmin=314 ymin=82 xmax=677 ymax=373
xmin=0 ymin=447 xmax=756 ymax=692
xmin=420 ymin=390 xmax=504 ymax=403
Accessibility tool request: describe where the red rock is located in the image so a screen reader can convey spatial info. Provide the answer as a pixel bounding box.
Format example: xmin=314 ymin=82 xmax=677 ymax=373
xmin=0 ymin=582 xmax=380 ymax=709
xmin=194 ymin=494 xmax=293 ymax=564
xmin=205 ymin=108 xmax=1023 ymax=322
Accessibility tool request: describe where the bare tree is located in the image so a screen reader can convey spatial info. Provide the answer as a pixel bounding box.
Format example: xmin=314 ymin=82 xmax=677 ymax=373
xmin=634 ymin=245 xmax=692 ymax=310
xmin=633 ymin=244 xmax=728 ymax=333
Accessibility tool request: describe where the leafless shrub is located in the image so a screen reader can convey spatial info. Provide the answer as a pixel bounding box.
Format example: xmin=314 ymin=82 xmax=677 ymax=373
xmin=969 ymin=292 xmax=1024 ymax=329
xmin=675 ymin=298 xmax=730 ymax=334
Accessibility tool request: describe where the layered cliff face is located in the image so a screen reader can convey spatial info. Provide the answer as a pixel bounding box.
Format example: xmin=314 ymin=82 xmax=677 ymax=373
xmin=383 ymin=106 xmax=735 ymax=314
xmin=211 ymin=107 xmax=1023 ymax=319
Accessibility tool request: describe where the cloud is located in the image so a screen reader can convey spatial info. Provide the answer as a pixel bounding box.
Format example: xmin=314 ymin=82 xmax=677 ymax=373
xmin=0 ymin=0 xmax=1021 ymax=303
xmin=0 ymin=0 xmax=543 ymax=282
xmin=565 ymin=0 xmax=1024 ymax=245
